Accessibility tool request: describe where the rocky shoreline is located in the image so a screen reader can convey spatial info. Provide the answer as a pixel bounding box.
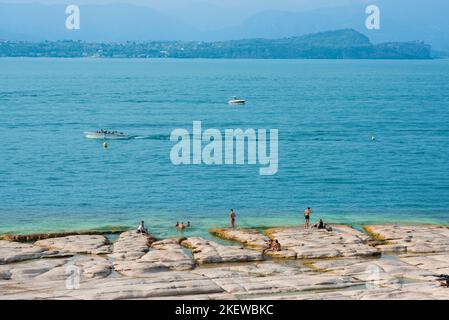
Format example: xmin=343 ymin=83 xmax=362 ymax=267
xmin=0 ymin=228 xmax=128 ymax=242
xmin=1 ymin=224 xmax=449 ymax=300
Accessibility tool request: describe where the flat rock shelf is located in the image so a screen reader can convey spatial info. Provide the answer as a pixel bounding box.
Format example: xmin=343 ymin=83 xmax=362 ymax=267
xmin=1 ymin=225 xmax=449 ymax=300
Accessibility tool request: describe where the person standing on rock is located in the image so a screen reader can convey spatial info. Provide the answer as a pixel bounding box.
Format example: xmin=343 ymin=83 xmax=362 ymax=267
xmin=304 ymin=207 xmax=311 ymax=229
xmin=230 ymin=209 xmax=236 ymax=228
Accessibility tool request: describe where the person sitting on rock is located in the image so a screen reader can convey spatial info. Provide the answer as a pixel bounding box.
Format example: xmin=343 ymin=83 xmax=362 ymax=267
xmin=273 ymin=240 xmax=281 ymax=252
xmin=312 ymin=219 xmax=325 ymax=229
xmin=312 ymin=219 xmax=333 ymax=232
xmin=175 ymin=221 xmax=179 ymax=228
xmin=263 ymin=239 xmax=274 ymax=254
xmin=137 ymin=220 xmax=148 ymax=234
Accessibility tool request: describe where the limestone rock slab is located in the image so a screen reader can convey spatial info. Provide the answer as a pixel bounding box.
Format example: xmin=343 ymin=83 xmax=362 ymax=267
xmin=114 ymin=238 xmax=194 ymax=276
xmin=181 ymin=237 xmax=264 ymax=264
xmin=35 ymin=235 xmax=111 ymax=255
xmin=365 ymin=225 xmax=449 ymax=254
xmin=110 ymin=231 xmax=154 ymax=261
xmin=0 ymin=240 xmax=63 ymax=264
xmin=209 ymin=228 xmax=269 ymax=249
xmin=264 ymin=226 xmax=378 ymax=259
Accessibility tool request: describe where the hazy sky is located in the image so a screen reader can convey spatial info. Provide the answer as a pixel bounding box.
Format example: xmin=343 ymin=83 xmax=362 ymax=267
xmin=0 ymin=0 xmax=371 ymax=11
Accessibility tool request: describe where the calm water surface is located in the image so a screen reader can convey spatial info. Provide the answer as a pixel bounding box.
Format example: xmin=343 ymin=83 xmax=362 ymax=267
xmin=1 ymin=58 xmax=449 ymax=238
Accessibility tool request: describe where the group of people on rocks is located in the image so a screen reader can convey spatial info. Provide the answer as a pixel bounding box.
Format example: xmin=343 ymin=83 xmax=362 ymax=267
xmin=136 ymin=220 xmax=192 ymax=234
xmin=263 ymin=239 xmax=282 ymax=254
xmin=229 ymin=207 xmax=330 ymax=231
xmin=304 ymin=207 xmax=332 ymax=231
xmin=136 ymin=207 xmax=332 ymax=254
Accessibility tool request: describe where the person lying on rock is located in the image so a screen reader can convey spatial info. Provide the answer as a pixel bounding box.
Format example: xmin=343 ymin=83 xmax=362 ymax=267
xmin=436 ymin=274 xmax=449 ymax=287
xmin=137 ymin=220 xmax=148 ymax=234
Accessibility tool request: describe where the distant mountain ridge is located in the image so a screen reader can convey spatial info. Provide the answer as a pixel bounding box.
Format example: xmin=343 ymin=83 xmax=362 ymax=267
xmin=0 ymin=29 xmax=432 ymax=59
xmin=0 ymin=1 xmax=448 ymax=52
xmin=0 ymin=3 xmax=198 ymax=41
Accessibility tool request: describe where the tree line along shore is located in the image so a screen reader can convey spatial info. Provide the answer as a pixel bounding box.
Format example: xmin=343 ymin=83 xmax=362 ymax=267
xmin=0 ymin=29 xmax=432 ymax=59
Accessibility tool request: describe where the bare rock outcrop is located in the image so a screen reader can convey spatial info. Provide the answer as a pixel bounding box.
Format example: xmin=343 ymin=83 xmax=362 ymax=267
xmin=35 ymin=235 xmax=111 ymax=255
xmin=364 ymin=225 xmax=449 ymax=254
xmin=181 ymin=237 xmax=264 ymax=264
xmin=264 ymin=226 xmax=379 ymax=259
xmin=209 ymin=228 xmax=269 ymax=249
xmin=0 ymin=240 xmax=64 ymax=264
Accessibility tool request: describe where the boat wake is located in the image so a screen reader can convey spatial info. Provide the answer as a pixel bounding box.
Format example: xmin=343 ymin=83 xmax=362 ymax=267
xmin=131 ymin=134 xmax=170 ymax=141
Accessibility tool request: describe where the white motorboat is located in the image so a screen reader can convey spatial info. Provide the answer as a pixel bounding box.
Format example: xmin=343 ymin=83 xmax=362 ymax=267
xmin=228 ymin=97 xmax=246 ymax=105
xmin=84 ymin=130 xmax=130 ymax=140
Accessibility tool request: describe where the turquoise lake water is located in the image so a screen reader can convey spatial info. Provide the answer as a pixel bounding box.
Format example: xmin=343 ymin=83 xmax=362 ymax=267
xmin=1 ymin=58 xmax=449 ymax=238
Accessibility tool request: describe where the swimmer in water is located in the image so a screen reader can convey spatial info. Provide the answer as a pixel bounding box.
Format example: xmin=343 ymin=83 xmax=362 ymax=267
xmin=177 ymin=222 xmax=186 ymax=230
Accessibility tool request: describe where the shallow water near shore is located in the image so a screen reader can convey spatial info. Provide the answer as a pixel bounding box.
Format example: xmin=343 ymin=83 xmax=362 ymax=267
xmin=1 ymin=58 xmax=449 ymax=238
